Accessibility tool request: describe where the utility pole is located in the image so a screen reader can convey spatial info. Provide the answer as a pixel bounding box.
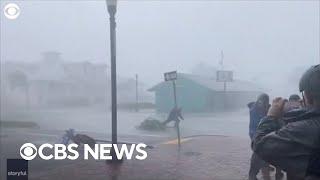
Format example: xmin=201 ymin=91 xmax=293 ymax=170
xmin=221 ymin=50 xmax=227 ymax=110
xmin=135 ymin=74 xmax=139 ymax=112
xmin=217 ymin=50 xmax=231 ymax=111
xmin=220 ymin=50 xmax=224 ymax=70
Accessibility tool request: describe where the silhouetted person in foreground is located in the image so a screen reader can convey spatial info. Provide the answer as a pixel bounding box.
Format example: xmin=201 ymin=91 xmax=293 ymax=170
xmin=273 ymin=94 xmax=302 ymax=180
xmin=252 ymin=64 xmax=320 ymax=180
xmin=163 ymin=107 xmax=184 ymax=127
xmin=273 ymin=94 xmax=303 ymax=180
xmin=248 ymin=93 xmax=272 ymax=180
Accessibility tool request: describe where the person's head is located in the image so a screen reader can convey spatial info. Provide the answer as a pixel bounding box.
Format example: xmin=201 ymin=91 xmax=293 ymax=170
xmin=289 ymin=94 xmax=301 ymax=102
xmin=284 ymin=94 xmax=302 ymax=112
xmin=256 ymin=93 xmax=269 ymax=109
xmin=299 ymin=64 xmax=320 ymax=108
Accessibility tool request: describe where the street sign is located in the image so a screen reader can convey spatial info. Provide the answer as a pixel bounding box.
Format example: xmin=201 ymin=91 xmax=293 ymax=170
xmin=216 ymin=70 xmax=233 ymax=82
xmin=163 ymin=70 xmax=181 ymax=149
xmin=164 ymin=71 xmax=177 ymax=81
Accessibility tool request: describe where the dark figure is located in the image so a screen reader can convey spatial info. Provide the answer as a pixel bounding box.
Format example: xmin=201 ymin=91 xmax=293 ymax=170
xmin=163 ymin=107 xmax=184 ymax=127
xmin=284 ymin=94 xmax=302 ymax=112
xmin=248 ymin=94 xmax=270 ymax=139
xmin=289 ymin=94 xmax=301 ymax=102
xmin=252 ymin=64 xmax=320 ymax=180
xmin=248 ymin=93 xmax=272 ymax=180
xmin=273 ymin=94 xmax=303 ymax=180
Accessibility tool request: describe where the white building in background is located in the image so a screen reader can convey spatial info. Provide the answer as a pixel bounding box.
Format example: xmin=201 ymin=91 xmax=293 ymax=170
xmin=1 ymin=52 xmax=153 ymax=109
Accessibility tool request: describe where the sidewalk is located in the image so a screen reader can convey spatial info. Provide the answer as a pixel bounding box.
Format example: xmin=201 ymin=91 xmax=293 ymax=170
xmin=31 ymin=136 xmax=252 ymax=180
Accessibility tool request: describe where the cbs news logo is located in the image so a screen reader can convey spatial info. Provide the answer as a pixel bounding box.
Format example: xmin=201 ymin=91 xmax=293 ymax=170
xmin=3 ymin=3 xmax=20 ymax=20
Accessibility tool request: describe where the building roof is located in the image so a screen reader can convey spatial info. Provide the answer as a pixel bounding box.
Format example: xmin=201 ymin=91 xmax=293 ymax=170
xmin=148 ymin=73 xmax=265 ymax=92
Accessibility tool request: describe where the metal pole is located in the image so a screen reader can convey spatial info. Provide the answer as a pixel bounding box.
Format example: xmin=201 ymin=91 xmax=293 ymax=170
xmin=108 ymin=4 xmax=118 ymax=152
xmin=176 ymin=121 xmax=181 ymax=149
xmin=25 ymin=85 xmax=30 ymax=110
xmin=172 ymin=81 xmax=181 ymax=148
xmin=135 ymin=74 xmax=139 ymax=112
xmin=173 ymin=81 xmax=177 ymax=107
xmin=223 ymin=81 xmax=227 ymax=110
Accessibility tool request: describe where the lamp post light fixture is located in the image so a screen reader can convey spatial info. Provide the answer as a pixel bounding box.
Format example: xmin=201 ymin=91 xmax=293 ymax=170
xmin=106 ymin=0 xmax=122 ymax=163
xmin=107 ymin=0 xmax=117 ymax=16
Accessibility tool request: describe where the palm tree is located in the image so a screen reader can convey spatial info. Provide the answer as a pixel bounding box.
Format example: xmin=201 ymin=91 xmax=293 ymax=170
xmin=7 ymin=71 xmax=30 ymax=108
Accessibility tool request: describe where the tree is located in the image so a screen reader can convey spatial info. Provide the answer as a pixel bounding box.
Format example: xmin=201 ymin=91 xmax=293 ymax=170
xmin=7 ymin=71 xmax=30 ymax=108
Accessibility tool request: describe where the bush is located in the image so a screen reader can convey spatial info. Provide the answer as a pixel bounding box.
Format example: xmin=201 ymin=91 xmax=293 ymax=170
xmin=137 ymin=117 xmax=166 ymax=131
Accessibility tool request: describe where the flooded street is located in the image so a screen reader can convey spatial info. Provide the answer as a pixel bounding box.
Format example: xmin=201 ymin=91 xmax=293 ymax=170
xmin=2 ymin=107 xmax=250 ymax=138
xmin=2 ymin=1 xmax=317 ymax=179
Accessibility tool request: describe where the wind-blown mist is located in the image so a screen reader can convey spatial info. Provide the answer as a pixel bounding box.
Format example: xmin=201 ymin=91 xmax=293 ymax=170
xmin=0 ymin=1 xmax=319 ymax=136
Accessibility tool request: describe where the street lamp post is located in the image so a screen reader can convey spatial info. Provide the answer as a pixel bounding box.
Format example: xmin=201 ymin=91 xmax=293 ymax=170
xmin=106 ymin=0 xmax=121 ymax=163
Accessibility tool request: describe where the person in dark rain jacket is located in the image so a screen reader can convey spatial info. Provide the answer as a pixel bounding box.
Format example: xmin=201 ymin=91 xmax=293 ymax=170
xmin=248 ymin=94 xmax=270 ymax=139
xmin=248 ymin=93 xmax=271 ymax=180
xmin=162 ymin=107 xmax=184 ymax=127
xmin=252 ymin=64 xmax=320 ymax=180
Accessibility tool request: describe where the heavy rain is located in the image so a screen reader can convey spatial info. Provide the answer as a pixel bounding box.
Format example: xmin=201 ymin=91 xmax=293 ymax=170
xmin=1 ymin=1 xmax=319 ymax=180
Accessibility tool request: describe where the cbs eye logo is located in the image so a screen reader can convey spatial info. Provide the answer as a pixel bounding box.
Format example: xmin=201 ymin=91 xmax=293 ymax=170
xmin=20 ymin=143 xmax=37 ymax=160
xmin=3 ymin=3 xmax=20 ymax=20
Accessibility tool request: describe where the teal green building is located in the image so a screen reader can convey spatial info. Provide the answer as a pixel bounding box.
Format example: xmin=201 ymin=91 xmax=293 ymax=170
xmin=148 ymin=73 xmax=263 ymax=113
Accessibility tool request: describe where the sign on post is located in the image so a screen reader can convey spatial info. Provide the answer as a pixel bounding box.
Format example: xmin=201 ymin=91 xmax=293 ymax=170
xmin=216 ymin=70 xmax=233 ymax=82
xmin=163 ymin=70 xmax=181 ymax=149
xmin=164 ymin=71 xmax=177 ymax=81
xmin=216 ymin=70 xmax=233 ymax=110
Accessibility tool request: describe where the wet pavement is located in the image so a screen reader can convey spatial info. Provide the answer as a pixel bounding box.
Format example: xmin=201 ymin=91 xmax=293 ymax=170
xmin=27 ymin=136 xmax=251 ymax=180
xmin=1 ymin=108 xmax=257 ymax=180
xmin=1 ymin=127 xmax=285 ymax=180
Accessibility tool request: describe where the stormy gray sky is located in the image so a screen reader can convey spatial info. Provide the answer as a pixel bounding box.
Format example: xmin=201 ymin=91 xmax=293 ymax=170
xmin=1 ymin=0 xmax=319 ymax=95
